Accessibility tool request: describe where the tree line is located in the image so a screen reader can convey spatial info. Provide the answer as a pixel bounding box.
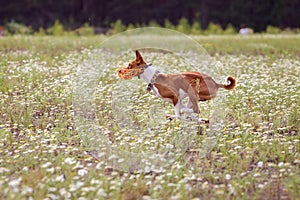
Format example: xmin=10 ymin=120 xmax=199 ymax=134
xmin=0 ymin=0 xmax=299 ymax=32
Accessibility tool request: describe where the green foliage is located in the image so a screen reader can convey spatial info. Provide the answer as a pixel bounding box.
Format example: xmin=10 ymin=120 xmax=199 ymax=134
xmin=126 ymin=23 xmax=135 ymax=30
xmin=0 ymin=18 xmax=290 ymax=36
xmin=176 ymin=17 xmax=190 ymax=34
xmin=47 ymin=20 xmax=65 ymax=36
xmin=148 ymin=20 xmax=160 ymax=27
xmin=164 ymin=19 xmax=175 ymax=30
xmin=223 ymin=23 xmax=237 ymax=34
xmin=191 ymin=21 xmax=202 ymax=35
xmin=134 ymin=23 xmax=142 ymax=28
xmin=0 ymin=1 xmax=299 ymax=33
xmin=204 ymin=22 xmax=223 ymax=35
xmin=5 ymin=21 xmax=32 ymax=35
xmin=75 ymin=23 xmax=95 ymax=36
xmin=34 ymin=27 xmax=46 ymax=36
xmin=266 ymin=25 xmax=282 ymax=34
xmin=112 ymin=19 xmax=126 ymax=34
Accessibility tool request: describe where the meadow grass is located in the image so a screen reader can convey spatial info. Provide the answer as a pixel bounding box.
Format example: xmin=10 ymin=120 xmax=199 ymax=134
xmin=0 ymin=34 xmax=299 ymax=200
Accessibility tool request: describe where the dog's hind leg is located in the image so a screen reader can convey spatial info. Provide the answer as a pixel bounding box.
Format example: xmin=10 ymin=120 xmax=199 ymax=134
xmin=187 ymin=87 xmax=200 ymax=114
xmin=184 ymin=97 xmax=209 ymax=124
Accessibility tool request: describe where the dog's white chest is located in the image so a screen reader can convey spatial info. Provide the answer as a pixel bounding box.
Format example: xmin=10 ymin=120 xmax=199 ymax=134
xmin=152 ymin=85 xmax=162 ymax=98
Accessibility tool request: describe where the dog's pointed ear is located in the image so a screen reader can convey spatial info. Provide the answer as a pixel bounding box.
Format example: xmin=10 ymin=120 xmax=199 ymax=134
xmin=135 ymin=50 xmax=145 ymax=63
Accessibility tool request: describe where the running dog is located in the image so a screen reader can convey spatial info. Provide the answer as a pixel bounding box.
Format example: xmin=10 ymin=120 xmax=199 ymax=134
xmin=117 ymin=50 xmax=236 ymax=120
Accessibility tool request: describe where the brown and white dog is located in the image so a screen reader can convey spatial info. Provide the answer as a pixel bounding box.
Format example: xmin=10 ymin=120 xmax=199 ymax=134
xmin=117 ymin=51 xmax=236 ymax=120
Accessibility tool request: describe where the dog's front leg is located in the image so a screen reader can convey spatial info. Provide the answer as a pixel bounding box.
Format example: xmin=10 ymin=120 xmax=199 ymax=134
xmin=180 ymin=98 xmax=193 ymax=113
xmin=175 ymin=98 xmax=192 ymax=118
xmin=186 ymin=98 xmax=193 ymax=109
xmin=174 ymin=102 xmax=182 ymax=119
xmin=178 ymin=98 xmax=191 ymax=114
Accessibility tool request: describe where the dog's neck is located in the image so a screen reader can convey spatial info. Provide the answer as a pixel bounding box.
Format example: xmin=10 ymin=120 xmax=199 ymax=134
xmin=140 ymin=65 xmax=160 ymax=84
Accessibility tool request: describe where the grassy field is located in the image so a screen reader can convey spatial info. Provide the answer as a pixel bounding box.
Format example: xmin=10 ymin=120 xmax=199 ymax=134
xmin=0 ymin=34 xmax=299 ymax=200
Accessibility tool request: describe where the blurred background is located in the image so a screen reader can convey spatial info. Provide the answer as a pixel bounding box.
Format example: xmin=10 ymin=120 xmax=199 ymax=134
xmin=0 ymin=0 xmax=299 ymax=35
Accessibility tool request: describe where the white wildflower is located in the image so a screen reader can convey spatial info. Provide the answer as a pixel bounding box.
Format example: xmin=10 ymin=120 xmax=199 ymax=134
xmin=82 ymin=187 xmax=96 ymax=192
xmin=21 ymin=186 xmax=33 ymax=195
xmin=142 ymin=195 xmax=152 ymax=200
xmin=22 ymin=166 xmax=28 ymax=172
xmin=78 ymin=197 xmax=88 ymax=200
xmin=48 ymin=187 xmax=57 ymax=192
xmin=69 ymin=181 xmax=84 ymax=192
xmin=234 ymin=145 xmax=242 ymax=150
xmin=46 ymin=167 xmax=55 ymax=173
xmin=8 ymin=177 xmax=22 ymax=187
xmin=78 ymin=169 xmax=88 ymax=177
xmin=225 ymin=174 xmax=231 ymax=180
xmin=72 ymin=162 xmax=84 ymax=170
xmin=278 ymin=162 xmax=284 ymax=168
xmin=55 ymin=175 xmax=65 ymax=182
xmin=228 ymin=184 xmax=236 ymax=195
xmin=41 ymin=162 xmax=52 ymax=168
xmin=257 ymin=161 xmax=263 ymax=168
xmin=64 ymin=157 xmax=76 ymax=165
xmin=59 ymin=188 xmax=71 ymax=198
xmin=258 ymin=183 xmax=265 ymax=188
xmin=108 ymin=154 xmax=118 ymax=160
xmin=47 ymin=194 xmax=59 ymax=200
xmin=97 ymin=188 xmax=107 ymax=197
xmin=90 ymin=178 xmax=102 ymax=185
xmin=294 ymin=159 xmax=300 ymax=164
xmin=0 ymin=167 xmax=9 ymax=173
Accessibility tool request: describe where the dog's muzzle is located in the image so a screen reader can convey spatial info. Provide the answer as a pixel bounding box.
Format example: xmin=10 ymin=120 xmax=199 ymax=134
xmin=117 ymin=66 xmax=144 ymax=80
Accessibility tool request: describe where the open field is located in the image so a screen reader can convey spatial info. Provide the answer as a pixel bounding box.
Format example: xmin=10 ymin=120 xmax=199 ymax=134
xmin=0 ymin=34 xmax=299 ymax=199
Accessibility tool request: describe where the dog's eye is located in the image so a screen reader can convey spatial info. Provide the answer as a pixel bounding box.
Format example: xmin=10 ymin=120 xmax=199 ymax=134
xmin=128 ymin=63 xmax=132 ymax=68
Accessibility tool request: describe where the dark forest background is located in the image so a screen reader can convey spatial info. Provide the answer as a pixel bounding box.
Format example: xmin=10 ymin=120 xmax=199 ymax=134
xmin=0 ymin=0 xmax=300 ymax=32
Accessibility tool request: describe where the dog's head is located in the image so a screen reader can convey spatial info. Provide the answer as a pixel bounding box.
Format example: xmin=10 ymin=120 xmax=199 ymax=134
xmin=117 ymin=50 xmax=147 ymax=80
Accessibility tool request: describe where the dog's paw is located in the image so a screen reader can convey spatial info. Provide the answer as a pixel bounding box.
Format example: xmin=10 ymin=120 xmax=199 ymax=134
xmin=198 ymin=118 xmax=209 ymax=124
xmin=184 ymin=115 xmax=195 ymax=121
xmin=166 ymin=114 xmax=176 ymax=121
xmin=180 ymin=108 xmax=193 ymax=114
xmin=183 ymin=115 xmax=209 ymax=124
xmin=182 ymin=114 xmax=199 ymax=122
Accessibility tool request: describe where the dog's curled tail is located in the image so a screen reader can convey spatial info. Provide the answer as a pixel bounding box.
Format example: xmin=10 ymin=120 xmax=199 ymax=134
xmin=219 ymin=76 xmax=236 ymax=90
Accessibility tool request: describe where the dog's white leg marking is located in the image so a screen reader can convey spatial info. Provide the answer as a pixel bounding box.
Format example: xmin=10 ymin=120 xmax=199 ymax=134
xmin=180 ymin=98 xmax=194 ymax=116
xmin=187 ymin=98 xmax=193 ymax=109
xmin=178 ymin=89 xmax=193 ymax=114
xmin=174 ymin=102 xmax=181 ymax=119
xmin=181 ymin=107 xmax=194 ymax=113
xmin=180 ymin=100 xmax=193 ymax=113
xmin=178 ymin=100 xmax=187 ymax=113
